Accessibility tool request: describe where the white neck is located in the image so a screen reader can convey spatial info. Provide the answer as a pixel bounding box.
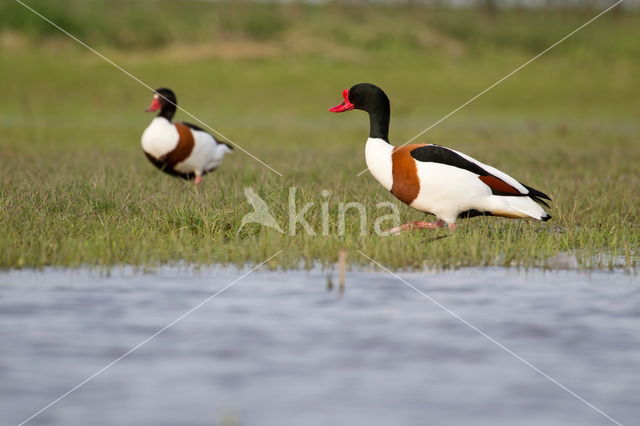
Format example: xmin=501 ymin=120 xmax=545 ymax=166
xmin=365 ymin=137 xmax=394 ymax=191
xmin=141 ymin=117 xmax=179 ymax=158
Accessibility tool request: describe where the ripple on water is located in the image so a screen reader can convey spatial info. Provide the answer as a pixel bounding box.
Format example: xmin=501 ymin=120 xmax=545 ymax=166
xmin=0 ymin=266 xmax=638 ymax=426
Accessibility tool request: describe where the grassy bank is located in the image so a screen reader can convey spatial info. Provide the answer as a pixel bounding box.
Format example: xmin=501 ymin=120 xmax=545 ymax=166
xmin=1 ymin=1 xmax=639 ymax=270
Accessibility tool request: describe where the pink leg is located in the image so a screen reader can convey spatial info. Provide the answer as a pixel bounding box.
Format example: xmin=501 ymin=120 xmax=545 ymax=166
xmin=194 ymin=175 xmax=203 ymax=185
xmin=387 ymin=219 xmax=447 ymax=234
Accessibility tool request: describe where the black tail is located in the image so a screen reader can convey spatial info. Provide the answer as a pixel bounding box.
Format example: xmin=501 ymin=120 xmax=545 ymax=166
xmin=524 ymin=184 xmax=551 ymax=208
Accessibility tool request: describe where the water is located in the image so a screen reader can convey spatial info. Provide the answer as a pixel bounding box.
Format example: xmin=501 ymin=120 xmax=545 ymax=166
xmin=1 ymin=266 xmax=638 ymax=426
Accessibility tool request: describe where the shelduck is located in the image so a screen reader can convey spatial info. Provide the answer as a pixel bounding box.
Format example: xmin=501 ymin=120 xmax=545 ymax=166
xmin=329 ymin=83 xmax=551 ymax=232
xmin=142 ymin=88 xmax=233 ymax=185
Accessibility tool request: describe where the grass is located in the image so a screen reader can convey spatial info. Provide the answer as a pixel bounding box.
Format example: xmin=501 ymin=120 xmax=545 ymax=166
xmin=1 ymin=1 xmax=639 ymax=270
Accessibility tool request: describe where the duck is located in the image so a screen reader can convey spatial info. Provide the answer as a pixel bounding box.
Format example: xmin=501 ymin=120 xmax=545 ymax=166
xmin=329 ymin=83 xmax=551 ymax=232
xmin=141 ymin=88 xmax=233 ymax=185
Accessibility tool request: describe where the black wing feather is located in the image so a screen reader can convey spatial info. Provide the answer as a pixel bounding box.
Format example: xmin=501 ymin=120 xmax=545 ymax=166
xmin=523 ymin=183 xmax=551 ymax=201
xmin=409 ymin=144 xmax=551 ymax=205
xmin=180 ymin=122 xmax=234 ymax=151
xmin=410 ymin=144 xmax=487 ymax=176
xmin=181 ymin=121 xmax=207 ymax=133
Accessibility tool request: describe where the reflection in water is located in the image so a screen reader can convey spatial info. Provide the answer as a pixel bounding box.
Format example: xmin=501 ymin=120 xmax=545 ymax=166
xmin=0 ymin=266 xmax=638 ymax=426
